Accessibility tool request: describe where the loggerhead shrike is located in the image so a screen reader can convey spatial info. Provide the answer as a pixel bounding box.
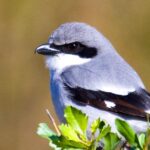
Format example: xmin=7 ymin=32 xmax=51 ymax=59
xmin=36 ymin=22 xmax=150 ymax=132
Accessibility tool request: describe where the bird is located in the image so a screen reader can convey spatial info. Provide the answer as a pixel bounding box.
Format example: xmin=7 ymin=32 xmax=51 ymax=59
xmin=36 ymin=22 xmax=150 ymax=132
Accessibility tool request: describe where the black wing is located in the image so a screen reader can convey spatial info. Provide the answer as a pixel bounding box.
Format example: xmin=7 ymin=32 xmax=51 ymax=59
xmin=64 ymin=83 xmax=150 ymax=119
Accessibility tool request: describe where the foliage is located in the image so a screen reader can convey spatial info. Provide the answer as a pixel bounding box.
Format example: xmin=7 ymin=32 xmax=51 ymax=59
xmin=37 ymin=106 xmax=150 ymax=150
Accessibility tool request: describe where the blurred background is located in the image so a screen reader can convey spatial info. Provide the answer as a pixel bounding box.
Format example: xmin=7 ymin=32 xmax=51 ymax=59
xmin=0 ymin=0 xmax=150 ymax=149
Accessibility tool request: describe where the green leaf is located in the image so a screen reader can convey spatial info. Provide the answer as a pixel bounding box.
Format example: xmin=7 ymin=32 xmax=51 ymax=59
xmin=49 ymin=141 xmax=61 ymax=150
xmin=103 ymin=132 xmax=120 ymax=150
xmin=115 ymin=119 xmax=136 ymax=146
xmin=97 ymin=124 xmax=111 ymax=141
xmin=64 ymin=106 xmax=88 ymax=138
xmin=99 ymin=120 xmax=106 ymax=131
xmin=59 ymin=124 xmax=81 ymax=142
xmin=49 ymin=135 xmax=88 ymax=149
xmin=91 ymin=118 xmax=100 ymax=134
xmin=37 ymin=123 xmax=56 ymax=140
xmin=138 ymin=133 xmax=146 ymax=149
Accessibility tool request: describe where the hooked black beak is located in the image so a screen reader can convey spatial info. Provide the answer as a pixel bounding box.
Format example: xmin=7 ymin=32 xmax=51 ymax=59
xmin=35 ymin=43 xmax=59 ymax=55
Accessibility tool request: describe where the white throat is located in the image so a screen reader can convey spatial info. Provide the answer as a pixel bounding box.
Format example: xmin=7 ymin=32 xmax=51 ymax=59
xmin=45 ymin=53 xmax=91 ymax=74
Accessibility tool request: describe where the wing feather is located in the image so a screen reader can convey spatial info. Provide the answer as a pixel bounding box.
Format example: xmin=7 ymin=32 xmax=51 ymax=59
xmin=64 ymin=83 xmax=150 ymax=119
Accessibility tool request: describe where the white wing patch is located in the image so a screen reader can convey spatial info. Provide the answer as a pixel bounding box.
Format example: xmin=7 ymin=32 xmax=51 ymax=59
xmin=104 ymin=100 xmax=116 ymax=108
xmin=145 ymin=110 xmax=150 ymax=114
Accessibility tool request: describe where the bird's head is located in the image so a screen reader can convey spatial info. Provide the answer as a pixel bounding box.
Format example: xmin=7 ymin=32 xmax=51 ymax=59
xmin=36 ymin=22 xmax=112 ymax=73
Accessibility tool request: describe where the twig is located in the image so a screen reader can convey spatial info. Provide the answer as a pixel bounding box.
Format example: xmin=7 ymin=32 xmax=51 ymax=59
xmin=45 ymin=109 xmax=60 ymax=135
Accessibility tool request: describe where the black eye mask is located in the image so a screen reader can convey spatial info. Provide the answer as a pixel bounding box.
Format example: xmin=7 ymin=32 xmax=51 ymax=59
xmin=51 ymin=42 xmax=97 ymax=58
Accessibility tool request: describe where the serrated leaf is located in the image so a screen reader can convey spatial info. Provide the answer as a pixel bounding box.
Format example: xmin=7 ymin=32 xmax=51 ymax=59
xmin=97 ymin=125 xmax=111 ymax=142
xmin=50 ymin=135 xmax=88 ymax=149
xmin=37 ymin=123 xmax=56 ymax=140
xmin=91 ymin=118 xmax=100 ymax=134
xmin=138 ymin=133 xmax=146 ymax=149
xmin=59 ymin=124 xmax=81 ymax=142
xmin=103 ymin=132 xmax=120 ymax=150
xmin=64 ymin=106 xmax=88 ymax=138
xmin=115 ymin=119 xmax=136 ymax=146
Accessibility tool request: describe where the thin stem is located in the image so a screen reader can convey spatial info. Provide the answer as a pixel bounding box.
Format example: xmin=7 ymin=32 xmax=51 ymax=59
xmin=45 ymin=109 xmax=60 ymax=135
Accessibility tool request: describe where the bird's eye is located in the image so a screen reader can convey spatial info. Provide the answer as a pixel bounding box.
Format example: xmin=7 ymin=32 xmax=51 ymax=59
xmin=67 ymin=43 xmax=80 ymax=50
xmin=63 ymin=42 xmax=82 ymax=52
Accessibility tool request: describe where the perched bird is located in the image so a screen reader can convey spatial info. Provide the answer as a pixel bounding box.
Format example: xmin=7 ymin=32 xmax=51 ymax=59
xmin=36 ymin=22 xmax=150 ymax=132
